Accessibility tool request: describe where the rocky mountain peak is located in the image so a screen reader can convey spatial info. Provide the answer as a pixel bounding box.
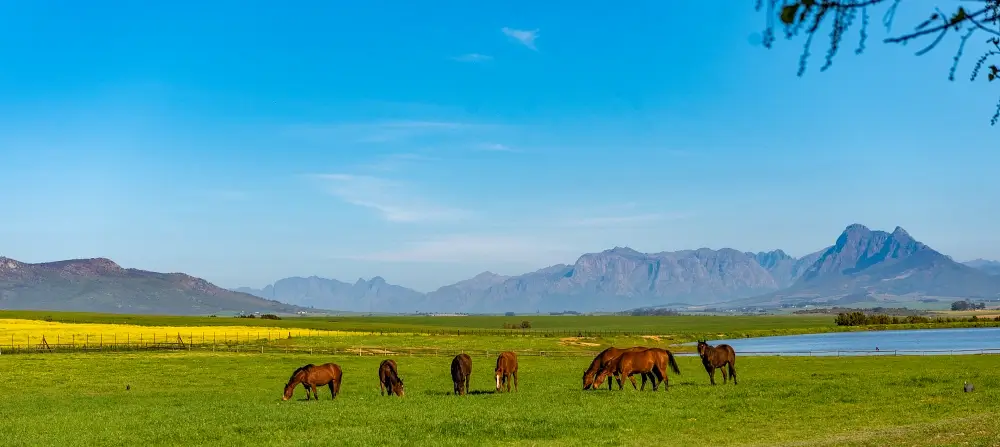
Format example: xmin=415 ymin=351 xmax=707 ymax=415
xmin=801 ymin=224 xmax=932 ymax=281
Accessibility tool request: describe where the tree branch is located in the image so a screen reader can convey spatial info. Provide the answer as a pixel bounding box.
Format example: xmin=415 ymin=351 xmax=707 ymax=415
xmin=757 ymin=0 xmax=1000 ymax=125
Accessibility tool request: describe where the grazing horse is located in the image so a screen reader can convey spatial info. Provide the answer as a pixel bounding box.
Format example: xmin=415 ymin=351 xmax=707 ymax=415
xmin=582 ymin=346 xmax=656 ymax=390
xmin=495 ymin=351 xmax=518 ymax=393
xmin=697 ymin=340 xmax=738 ymax=385
xmin=282 ymin=363 xmax=342 ymax=401
xmin=451 ymin=353 xmax=473 ymax=396
xmin=593 ymin=348 xmax=677 ymax=391
xmin=379 ymin=359 xmax=405 ymax=397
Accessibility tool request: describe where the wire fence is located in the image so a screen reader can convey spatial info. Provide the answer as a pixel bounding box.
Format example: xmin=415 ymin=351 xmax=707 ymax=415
xmin=0 ymin=338 xmax=998 ymax=358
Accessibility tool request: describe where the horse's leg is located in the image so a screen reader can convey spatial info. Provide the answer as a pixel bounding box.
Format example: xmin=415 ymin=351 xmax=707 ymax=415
xmin=640 ymin=373 xmax=647 ymax=391
xmin=721 ymin=367 xmax=728 ymax=384
xmin=627 ymin=373 xmax=639 ymax=391
xmin=465 ymin=374 xmax=470 ymax=395
xmin=708 ymin=366 xmax=716 ymax=385
xmin=310 ymin=384 xmax=318 ymax=400
xmin=328 ymin=383 xmax=335 ymax=399
xmin=729 ymin=362 xmax=737 ymax=385
xmin=380 ymin=379 xmax=386 ymax=396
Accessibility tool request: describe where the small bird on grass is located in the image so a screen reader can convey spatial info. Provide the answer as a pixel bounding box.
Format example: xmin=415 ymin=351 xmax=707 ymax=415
xmin=964 ymin=382 xmax=974 ymax=393
xmin=126 ymin=384 xmax=131 ymax=391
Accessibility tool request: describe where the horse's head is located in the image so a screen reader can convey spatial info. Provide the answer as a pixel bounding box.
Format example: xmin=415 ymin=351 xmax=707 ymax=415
xmin=282 ymin=365 xmax=311 ymax=401
xmin=392 ymin=376 xmax=405 ymax=397
xmin=582 ymin=370 xmax=595 ymax=390
xmin=592 ymin=363 xmax=615 ymax=389
xmin=696 ymin=340 xmax=708 ymax=356
xmin=281 ymin=380 xmax=296 ymax=401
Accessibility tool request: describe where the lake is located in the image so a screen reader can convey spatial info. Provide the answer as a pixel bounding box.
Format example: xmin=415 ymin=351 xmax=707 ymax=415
xmin=690 ymin=327 xmax=1000 ymax=356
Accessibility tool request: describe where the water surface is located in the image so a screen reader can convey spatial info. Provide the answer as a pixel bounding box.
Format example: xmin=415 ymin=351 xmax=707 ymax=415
xmin=696 ymin=327 xmax=1000 ymax=356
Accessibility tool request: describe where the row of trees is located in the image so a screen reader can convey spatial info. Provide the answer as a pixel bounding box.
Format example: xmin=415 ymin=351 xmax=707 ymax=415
xmin=951 ymin=300 xmax=988 ymax=311
xmin=834 ymin=311 xmax=998 ymax=326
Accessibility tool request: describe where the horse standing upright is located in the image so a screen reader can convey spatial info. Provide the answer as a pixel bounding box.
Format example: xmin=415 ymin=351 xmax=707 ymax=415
xmin=379 ymin=359 xmax=405 ymax=397
xmin=697 ymin=340 xmax=738 ymax=385
xmin=495 ymin=351 xmax=518 ymax=393
xmin=451 ymin=353 xmax=473 ymax=396
xmin=282 ymin=363 xmax=342 ymax=401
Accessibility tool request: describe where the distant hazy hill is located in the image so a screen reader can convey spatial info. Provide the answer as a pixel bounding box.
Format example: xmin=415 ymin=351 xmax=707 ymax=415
xmin=965 ymin=259 xmax=1000 ymax=276
xmin=247 ymin=224 xmax=1000 ymax=313
xmin=7 ymin=224 xmax=995 ymax=316
xmin=0 ymin=256 xmax=303 ymax=315
xmin=235 ymin=275 xmax=426 ymax=313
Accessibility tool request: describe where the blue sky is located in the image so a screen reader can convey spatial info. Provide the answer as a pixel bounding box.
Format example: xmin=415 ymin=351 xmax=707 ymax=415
xmin=1 ymin=1 xmax=997 ymax=291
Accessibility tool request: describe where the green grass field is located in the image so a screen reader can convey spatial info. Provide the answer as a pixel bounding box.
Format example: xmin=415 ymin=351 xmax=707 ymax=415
xmin=0 ymin=310 xmax=837 ymax=333
xmin=0 ymin=352 xmax=996 ymax=446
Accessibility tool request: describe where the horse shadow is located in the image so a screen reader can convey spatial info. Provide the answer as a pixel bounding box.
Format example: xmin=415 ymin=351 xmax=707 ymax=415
xmin=422 ymin=389 xmax=497 ymax=396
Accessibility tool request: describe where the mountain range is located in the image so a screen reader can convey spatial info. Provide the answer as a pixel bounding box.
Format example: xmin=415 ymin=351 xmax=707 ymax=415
xmin=964 ymin=259 xmax=1000 ymax=276
xmin=4 ymin=224 xmax=1000 ymax=315
xmin=0 ymin=256 xmax=303 ymax=315
xmin=237 ymin=224 xmax=1000 ymax=313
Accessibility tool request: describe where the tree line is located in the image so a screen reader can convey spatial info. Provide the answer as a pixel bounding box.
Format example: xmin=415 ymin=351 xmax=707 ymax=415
xmin=834 ymin=311 xmax=999 ymax=326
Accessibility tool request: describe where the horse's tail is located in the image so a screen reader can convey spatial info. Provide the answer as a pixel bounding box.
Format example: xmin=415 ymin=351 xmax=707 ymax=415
xmin=667 ymin=351 xmax=681 ymax=375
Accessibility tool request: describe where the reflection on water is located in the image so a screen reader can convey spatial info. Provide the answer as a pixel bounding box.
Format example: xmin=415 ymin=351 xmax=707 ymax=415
xmin=688 ymin=327 xmax=1000 ymax=356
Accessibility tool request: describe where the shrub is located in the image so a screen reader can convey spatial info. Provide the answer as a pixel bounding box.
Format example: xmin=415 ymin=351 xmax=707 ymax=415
xmin=835 ymin=312 xmax=991 ymax=327
xmin=520 ymin=320 xmax=532 ymax=329
xmin=260 ymin=314 xmax=281 ymax=320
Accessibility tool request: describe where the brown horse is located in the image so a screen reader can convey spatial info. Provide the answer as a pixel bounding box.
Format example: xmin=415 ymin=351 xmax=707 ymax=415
xmin=593 ymin=348 xmax=679 ymax=391
xmin=379 ymin=359 xmax=405 ymax=396
xmin=451 ymin=353 xmax=472 ymax=396
xmin=644 ymin=347 xmax=682 ymax=390
xmin=282 ymin=363 xmax=342 ymax=401
xmin=495 ymin=351 xmax=518 ymax=392
xmin=582 ymin=346 xmax=656 ymax=390
xmin=697 ymin=340 xmax=737 ymax=385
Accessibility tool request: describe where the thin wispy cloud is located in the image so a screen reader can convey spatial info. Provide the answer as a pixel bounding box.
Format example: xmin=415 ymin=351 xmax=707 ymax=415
xmin=336 ymin=234 xmax=574 ymax=264
xmin=452 ymin=53 xmax=493 ymax=63
xmin=477 ymin=143 xmax=520 ymax=153
xmin=313 ymin=173 xmax=470 ymax=223
xmin=502 ymin=27 xmax=539 ymax=50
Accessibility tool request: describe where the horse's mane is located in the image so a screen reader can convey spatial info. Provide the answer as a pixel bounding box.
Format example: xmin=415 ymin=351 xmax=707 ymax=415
xmin=287 ymin=364 xmax=314 ymax=384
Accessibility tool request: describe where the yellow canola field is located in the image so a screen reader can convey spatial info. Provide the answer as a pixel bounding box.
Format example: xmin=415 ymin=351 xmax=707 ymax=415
xmin=0 ymin=319 xmax=349 ymax=347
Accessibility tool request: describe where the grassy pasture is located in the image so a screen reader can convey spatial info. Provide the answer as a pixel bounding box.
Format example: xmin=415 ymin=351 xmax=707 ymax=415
xmin=0 ymin=310 xmax=834 ymax=332
xmin=0 ymin=352 xmax=996 ymax=446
